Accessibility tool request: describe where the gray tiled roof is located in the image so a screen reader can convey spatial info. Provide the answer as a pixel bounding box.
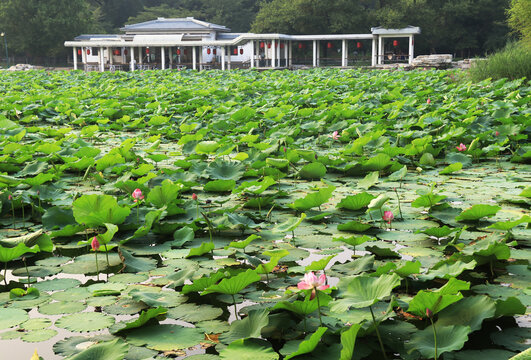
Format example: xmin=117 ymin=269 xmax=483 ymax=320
xmin=121 ymin=17 xmax=230 ymax=33
xmin=371 ymin=26 xmax=421 ymax=35
xmin=74 ymin=34 xmax=122 ymax=41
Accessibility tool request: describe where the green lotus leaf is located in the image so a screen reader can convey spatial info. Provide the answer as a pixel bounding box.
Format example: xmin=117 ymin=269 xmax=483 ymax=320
xmin=202 ymin=269 xmax=260 ymax=296
xmin=420 ymin=226 xmax=458 ymax=238
xmin=66 ymin=338 xmax=128 ymax=360
xmin=186 ymin=241 xmax=215 ymax=258
xmin=52 ymin=335 xmax=116 ymax=358
xmin=127 ymin=324 xmax=204 ymax=351
xmin=204 ymin=179 xmax=236 ymax=192
xmin=305 ymin=255 xmax=335 ymax=271
xmin=461 ymin=238 xmax=511 ymax=261
xmin=489 ymin=215 xmax=531 ymax=230
xmin=220 ymin=338 xmax=279 ymax=360
xmin=129 ymin=289 xmax=187 ymax=308
xmin=273 ymin=292 xmax=331 ymax=316
xmin=284 ymin=327 xmax=327 ymax=360
xmin=407 ymin=325 xmax=470 ymax=358
xmin=358 ymin=171 xmax=379 ymax=190
xmin=455 ymin=204 xmax=501 ymax=222
xmin=103 ymin=298 xmax=148 ymax=315
xmin=21 ymin=318 xmax=52 ymax=331
xmin=271 ymin=213 xmax=306 ymax=234
xmin=411 ymin=194 xmax=447 ymax=208
xmin=95 ymin=153 xmax=124 ymax=171
xmin=298 ymin=162 xmax=327 ymax=180
xmin=330 ymin=273 xmax=401 ymax=312
xmin=288 ymin=185 xmax=335 ymax=211
xmin=167 ymin=303 xmax=222 ymax=323
xmin=0 ymin=242 xmax=39 ymax=263
xmin=9 ymin=287 xmax=40 ymax=300
xmin=196 ymin=141 xmax=220 ymax=154
xmin=55 ymin=313 xmax=115 ymax=332
xmin=206 ymin=160 xmax=245 ymax=180
xmin=421 ymin=260 xmax=477 ymax=280
xmin=235 ymin=176 xmax=276 ymax=195
xmin=12 ymin=265 xmax=60 ymax=278
xmin=0 ymin=308 xmax=29 ymax=329
xmin=340 ymin=324 xmax=362 ymax=360
xmin=494 ymin=297 xmax=526 ymax=317
xmin=72 ymin=194 xmax=130 ymax=227
xmin=337 ymin=192 xmax=376 ymax=211
xmin=436 ymin=295 xmax=496 ymax=331
xmin=491 ymin=327 xmax=531 ymax=352
xmin=119 ymin=248 xmax=158 ymax=272
xmin=220 ymin=309 xmax=269 ymax=344
xmin=182 ymin=271 xmax=226 ymax=294
xmin=407 ymin=291 xmax=463 ymax=317
xmin=332 ymin=235 xmax=373 ymax=247
xmin=21 ymin=329 xmax=58 ymax=343
xmin=388 ymin=165 xmax=407 ymax=181
xmin=519 ymin=187 xmax=531 ymax=198
xmin=439 ymin=162 xmax=463 ymax=175
xmin=337 ymin=220 xmax=372 ymax=233
xmin=111 ymin=307 xmax=167 ymax=335
xmin=363 ymin=153 xmax=392 ymax=171
xmin=395 ymin=260 xmax=422 ymax=277
xmin=225 ymin=234 xmax=260 ymax=250
xmin=147 ymin=179 xmax=183 ymax=207
xmin=419 ymin=152 xmax=436 ymax=166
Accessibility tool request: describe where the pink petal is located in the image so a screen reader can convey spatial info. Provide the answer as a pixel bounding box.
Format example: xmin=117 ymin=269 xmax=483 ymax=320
xmin=298 ymin=282 xmax=313 ymax=290
xmin=317 ymin=285 xmax=330 ymax=291
xmin=318 ymin=274 xmax=327 ymax=286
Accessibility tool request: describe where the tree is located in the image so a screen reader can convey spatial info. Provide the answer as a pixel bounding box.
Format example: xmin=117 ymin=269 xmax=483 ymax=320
xmin=508 ymin=0 xmax=531 ymax=46
xmin=0 ymin=0 xmax=99 ymax=58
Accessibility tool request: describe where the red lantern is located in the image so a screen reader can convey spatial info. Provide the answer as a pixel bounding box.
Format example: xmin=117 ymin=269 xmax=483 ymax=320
xmin=213 ymin=48 xmax=217 ymax=55
xmin=86 ymin=49 xmax=91 ymax=55
xmin=298 ymin=43 xmax=303 ymax=49
xmin=177 ymin=49 xmax=181 ymax=55
xmin=207 ymin=48 xmax=211 ymax=55
xmin=260 ymin=42 xmax=265 ymax=49
xmin=240 ymin=48 xmax=243 ymax=55
xmin=77 ymin=49 xmax=82 ymax=55
xmin=357 ymin=42 xmax=362 ymax=49
xmin=146 ymin=48 xmax=150 ymax=54
xmin=233 ymin=48 xmax=238 ymax=55
xmin=393 ymin=40 xmax=399 ymax=47
xmin=268 ymin=42 xmax=271 ymax=49
xmin=327 ymin=42 xmax=333 ymax=49
xmin=280 ymin=43 xmax=284 ymax=49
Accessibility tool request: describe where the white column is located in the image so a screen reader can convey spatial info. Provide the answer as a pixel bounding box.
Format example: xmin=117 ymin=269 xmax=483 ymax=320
xmin=73 ymin=47 xmax=78 ymax=70
xmin=99 ymin=48 xmax=104 ymax=72
xmin=130 ymin=47 xmax=135 ymax=71
xmin=372 ymin=37 xmax=377 ymax=66
xmin=192 ymin=47 xmax=197 ymax=70
xmin=284 ymin=41 xmax=288 ymax=67
xmin=250 ymin=40 xmax=255 ymax=68
xmin=288 ymin=41 xmax=292 ymax=67
xmin=108 ymin=47 xmax=113 ymax=65
xmin=341 ymin=40 xmax=347 ymax=67
xmin=161 ymin=47 xmax=166 ymax=70
xmin=254 ymin=41 xmax=259 ymax=67
xmin=378 ymin=36 xmax=384 ymax=65
xmin=271 ymin=40 xmax=276 ymax=68
xmin=409 ymin=35 xmax=414 ymax=65
xmin=227 ymin=47 xmax=231 ymax=70
xmin=199 ymin=46 xmax=203 ymax=70
xmin=313 ymin=40 xmax=317 ymax=67
xmin=82 ymin=47 xmax=87 ymax=67
xmin=139 ymin=48 xmax=143 ymax=65
xmin=221 ymin=46 xmax=226 ymax=70
xmin=316 ymin=41 xmax=320 ymax=67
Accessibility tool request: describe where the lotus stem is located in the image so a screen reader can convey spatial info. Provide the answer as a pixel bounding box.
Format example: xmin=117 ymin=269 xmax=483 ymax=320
xmin=136 ymin=203 xmax=140 ymax=224
xmin=94 ymin=251 xmax=100 ymax=281
xmin=316 ymin=291 xmax=323 ymax=327
xmin=370 ymin=305 xmax=387 ymax=360
xmin=429 ymin=317 xmax=438 ymax=360
xmin=231 ymin=294 xmax=238 ymax=321
xmin=104 ymin=244 xmax=110 ymax=281
xmin=23 ymin=257 xmax=30 ymax=287
xmin=303 ymin=316 xmax=307 ymax=333
xmin=4 ymin=263 xmax=7 ymax=286
xmin=21 ymin=202 xmax=25 ymax=228
xmin=394 ymin=188 xmax=403 ymax=220
xmin=10 ymin=201 xmax=15 ymax=229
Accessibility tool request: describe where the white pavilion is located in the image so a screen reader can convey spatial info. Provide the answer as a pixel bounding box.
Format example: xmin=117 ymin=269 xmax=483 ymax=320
xmin=64 ymin=17 xmax=420 ymax=71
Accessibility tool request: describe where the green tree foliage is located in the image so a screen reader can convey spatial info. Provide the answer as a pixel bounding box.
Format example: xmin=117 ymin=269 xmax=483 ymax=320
xmin=0 ymin=0 xmax=98 ymax=57
xmin=508 ymin=0 xmax=531 ymax=46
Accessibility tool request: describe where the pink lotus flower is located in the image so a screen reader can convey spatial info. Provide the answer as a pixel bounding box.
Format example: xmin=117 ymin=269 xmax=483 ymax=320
xmin=298 ymin=272 xmax=329 ymax=291
xmin=132 ymin=188 xmax=144 ymax=202
xmin=328 ymin=131 xmax=340 ymax=141
xmin=192 ymin=193 xmax=198 ymax=201
xmin=426 ymin=308 xmax=433 ymax=319
xmin=8 ymin=194 xmax=12 ymax=201
xmin=495 ymin=131 xmax=499 ymax=136
xmin=91 ymin=236 xmax=100 ymax=251
xmin=456 ymin=143 xmax=467 ymax=152
xmin=427 ymin=98 xmax=431 ymax=104
xmin=383 ymin=211 xmax=394 ymax=224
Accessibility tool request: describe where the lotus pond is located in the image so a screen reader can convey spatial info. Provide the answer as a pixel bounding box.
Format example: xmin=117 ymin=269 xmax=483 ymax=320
xmin=0 ymin=68 xmax=529 ymax=360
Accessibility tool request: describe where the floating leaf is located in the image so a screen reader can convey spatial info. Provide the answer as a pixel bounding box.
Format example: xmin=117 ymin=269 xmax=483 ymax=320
xmin=127 ymin=324 xmax=204 ymax=351
xmin=439 ymin=162 xmax=463 ymax=175
xmin=337 ymin=192 xmax=376 ymax=211
xmin=455 ymin=204 xmax=501 ymax=222
xmin=55 ymin=313 xmax=115 ymax=332
xmin=220 ymin=339 xmax=279 ymax=360
xmin=66 ymin=339 xmax=129 ymax=360
xmin=288 ymin=185 xmax=335 ymax=211
xmin=202 ymin=269 xmax=260 ymax=296
xmin=299 ymin=162 xmax=327 ymax=180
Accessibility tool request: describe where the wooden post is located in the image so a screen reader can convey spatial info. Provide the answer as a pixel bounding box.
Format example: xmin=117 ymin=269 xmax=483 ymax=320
xmin=161 ymin=47 xmax=165 ymax=70
xmin=192 ymin=46 xmax=197 ymax=70
xmin=73 ymin=47 xmax=78 ymax=70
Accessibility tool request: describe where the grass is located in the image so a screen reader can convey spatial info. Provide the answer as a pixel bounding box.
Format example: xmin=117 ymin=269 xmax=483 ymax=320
xmin=469 ymin=41 xmax=531 ymax=81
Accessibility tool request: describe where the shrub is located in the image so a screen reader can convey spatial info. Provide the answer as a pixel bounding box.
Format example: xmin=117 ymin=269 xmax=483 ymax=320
xmin=469 ymin=42 xmax=531 ymax=81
